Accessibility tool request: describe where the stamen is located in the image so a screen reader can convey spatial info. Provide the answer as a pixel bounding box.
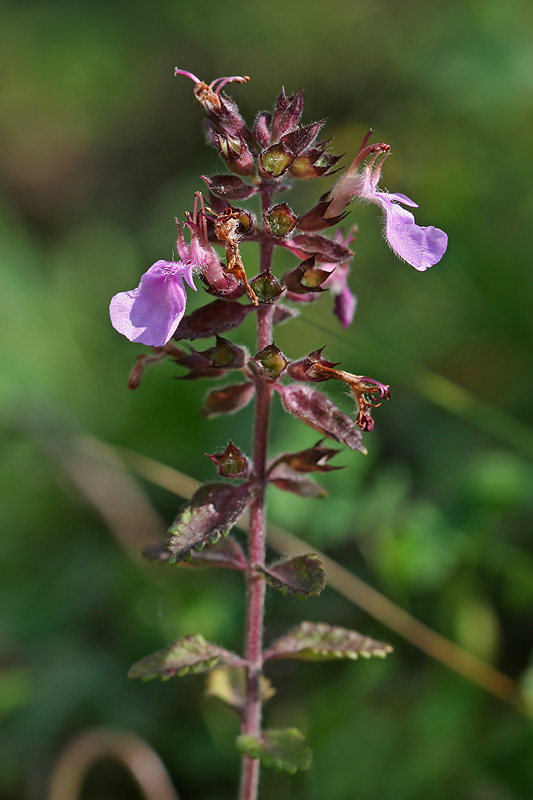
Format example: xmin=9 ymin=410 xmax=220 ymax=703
xmin=174 ymin=68 xmax=202 ymax=84
xmin=209 ymin=75 xmax=250 ymax=94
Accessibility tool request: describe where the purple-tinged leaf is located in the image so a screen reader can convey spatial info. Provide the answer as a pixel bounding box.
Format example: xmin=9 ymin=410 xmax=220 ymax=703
xmin=206 ymin=441 xmax=250 ymax=479
xmin=280 ymin=120 xmax=325 ymax=158
xmin=297 ymin=197 xmax=348 ymax=231
xmin=128 ymin=634 xmax=246 ymax=681
xmin=236 ymin=728 xmax=312 ymax=774
xmin=144 ymin=535 xmax=248 ymax=571
xmin=255 ymin=555 xmax=326 ymax=598
xmin=273 ymin=304 xmax=299 ymax=325
xmin=206 ymin=668 xmax=275 ymax=716
xmin=270 ymin=440 xmax=342 ymax=473
xmin=269 ymin=462 xmax=328 ymax=498
xmin=284 ymin=232 xmax=354 ymax=263
xmin=201 ymin=381 xmax=255 ymax=418
xmin=264 ymin=203 xmax=298 ymax=238
xmin=271 ymin=87 xmax=304 ymax=141
xmin=165 ymin=483 xmax=252 ymax=563
xmin=264 ymin=621 xmax=393 ymax=662
xmin=278 ymin=384 xmax=366 ymax=453
xmin=201 ymin=174 xmax=257 ymax=200
xmin=174 ymin=300 xmax=253 ymax=341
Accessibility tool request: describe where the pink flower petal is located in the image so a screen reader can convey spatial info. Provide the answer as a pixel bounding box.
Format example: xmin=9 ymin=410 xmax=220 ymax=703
xmin=376 ymin=197 xmax=448 ymax=272
xmin=110 ymin=260 xmax=195 ymax=346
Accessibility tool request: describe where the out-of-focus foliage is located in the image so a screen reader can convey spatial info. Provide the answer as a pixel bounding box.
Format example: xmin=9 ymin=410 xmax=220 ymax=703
xmin=1 ymin=0 xmax=533 ymax=798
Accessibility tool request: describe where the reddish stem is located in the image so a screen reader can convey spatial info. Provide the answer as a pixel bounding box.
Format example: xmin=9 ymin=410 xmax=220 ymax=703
xmin=238 ymin=184 xmax=275 ymax=800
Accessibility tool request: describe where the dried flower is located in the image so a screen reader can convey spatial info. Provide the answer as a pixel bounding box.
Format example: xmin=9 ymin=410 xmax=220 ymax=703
xmin=110 ymin=260 xmax=196 ymax=347
xmin=305 ymin=359 xmax=390 ymax=431
xmin=325 ymin=131 xmax=447 ymax=271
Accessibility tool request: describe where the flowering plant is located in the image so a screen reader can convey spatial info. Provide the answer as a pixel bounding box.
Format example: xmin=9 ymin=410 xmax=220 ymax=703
xmin=110 ymin=69 xmax=446 ymax=799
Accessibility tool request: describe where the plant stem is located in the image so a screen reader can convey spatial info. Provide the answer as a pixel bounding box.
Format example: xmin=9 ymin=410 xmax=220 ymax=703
xmin=239 ymin=183 xmax=275 ymax=800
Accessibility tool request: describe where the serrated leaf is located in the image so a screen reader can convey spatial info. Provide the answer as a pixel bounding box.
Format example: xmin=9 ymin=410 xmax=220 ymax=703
xmin=278 ymin=384 xmax=366 ymax=453
xmin=263 ymin=622 xmax=393 ymax=662
xmin=165 ymin=483 xmax=252 ymax=563
xmin=255 ymin=555 xmax=326 ymax=599
xmin=205 ymin=668 xmax=275 ymax=715
xmin=269 ymin=462 xmax=328 ymax=498
xmin=128 ymin=634 xmax=246 ymax=681
xmin=236 ymin=728 xmax=312 ymax=774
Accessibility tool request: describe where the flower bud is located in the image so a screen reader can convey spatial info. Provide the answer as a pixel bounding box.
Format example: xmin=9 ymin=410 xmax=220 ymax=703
xmin=271 ymin=87 xmax=304 ymax=142
xmin=252 ymin=111 xmax=272 ymax=148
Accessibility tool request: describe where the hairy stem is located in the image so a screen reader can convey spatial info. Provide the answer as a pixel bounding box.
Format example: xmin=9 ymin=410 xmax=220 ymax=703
xmin=239 ymin=184 xmax=275 ymax=800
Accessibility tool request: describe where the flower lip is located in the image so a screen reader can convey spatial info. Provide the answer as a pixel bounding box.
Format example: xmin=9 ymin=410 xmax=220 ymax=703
xmin=109 ymin=259 xmax=197 ymax=347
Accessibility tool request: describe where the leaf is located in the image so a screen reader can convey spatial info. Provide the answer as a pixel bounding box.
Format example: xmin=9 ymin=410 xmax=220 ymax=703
xmin=278 ymin=384 xmax=366 ymax=453
xmin=174 ymin=300 xmax=252 ymax=341
xmin=144 ymin=535 xmax=248 ymax=571
xmin=165 ymin=483 xmax=252 ymax=563
xmin=263 ymin=622 xmax=393 ymax=662
xmin=201 ymin=174 xmax=257 ymax=200
xmin=236 ymin=729 xmax=312 ymax=774
xmin=269 ymin=462 xmax=328 ymax=498
xmin=270 ymin=440 xmax=342 ymax=473
xmin=200 ymin=381 xmax=255 ymax=418
xmin=286 ymin=232 xmax=353 ymax=262
xmin=255 ymin=555 xmax=326 ymax=599
xmin=128 ymin=634 xmax=246 ymax=681
xmin=205 ymin=668 xmax=275 ymax=715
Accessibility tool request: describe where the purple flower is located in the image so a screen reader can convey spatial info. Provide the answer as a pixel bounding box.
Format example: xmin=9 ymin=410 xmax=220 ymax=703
xmin=109 ymin=260 xmax=196 ymax=346
xmin=325 ymin=132 xmax=447 ymax=271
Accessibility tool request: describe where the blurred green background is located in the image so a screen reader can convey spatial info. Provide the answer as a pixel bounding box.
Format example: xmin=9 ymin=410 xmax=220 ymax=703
xmin=1 ymin=0 xmax=533 ymax=797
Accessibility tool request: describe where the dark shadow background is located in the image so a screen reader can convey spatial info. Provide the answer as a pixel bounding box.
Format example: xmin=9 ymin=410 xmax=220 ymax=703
xmin=1 ymin=0 xmax=533 ymax=798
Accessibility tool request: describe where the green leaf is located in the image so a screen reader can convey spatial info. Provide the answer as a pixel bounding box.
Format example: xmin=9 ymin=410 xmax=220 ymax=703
xmin=164 ymin=483 xmax=252 ymax=563
xmin=236 ymin=728 xmax=312 ymax=774
xmin=255 ymin=555 xmax=326 ymax=599
xmin=128 ymin=634 xmax=246 ymax=681
xmin=263 ymin=621 xmax=393 ymax=662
